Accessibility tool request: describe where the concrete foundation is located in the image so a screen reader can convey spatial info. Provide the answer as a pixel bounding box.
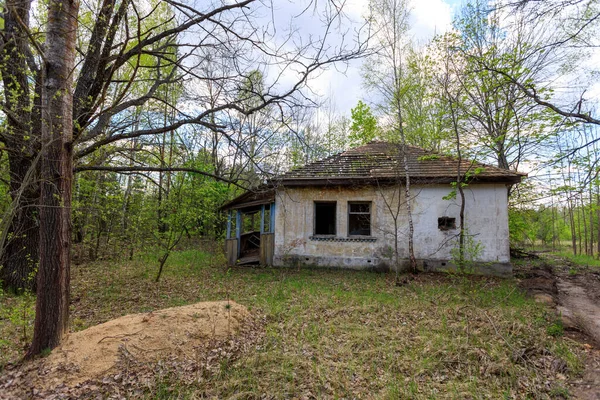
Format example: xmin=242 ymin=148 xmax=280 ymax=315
xmin=273 ymin=254 xmax=390 ymax=272
xmin=421 ymin=259 xmax=513 ymax=278
xmin=274 ymin=255 xmax=512 ymax=277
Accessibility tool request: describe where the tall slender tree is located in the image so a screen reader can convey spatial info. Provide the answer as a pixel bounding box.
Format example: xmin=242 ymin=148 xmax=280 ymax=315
xmin=363 ymin=0 xmax=417 ymax=273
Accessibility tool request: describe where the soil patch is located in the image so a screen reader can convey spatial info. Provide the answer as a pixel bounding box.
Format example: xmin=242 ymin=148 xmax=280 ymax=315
xmin=566 ymin=333 xmax=600 ymax=400
xmin=517 ymin=263 xmax=558 ymax=301
xmin=518 ymin=262 xmax=600 ymax=345
xmin=569 ymin=271 xmax=600 ymax=303
xmin=0 ymin=300 xmax=250 ymax=397
xmin=557 ymin=278 xmax=600 ymax=346
xmin=47 ymin=300 xmax=247 ymax=386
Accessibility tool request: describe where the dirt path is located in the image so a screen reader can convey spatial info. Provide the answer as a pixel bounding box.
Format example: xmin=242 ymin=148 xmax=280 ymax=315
xmin=556 ymin=277 xmax=600 ymax=400
xmin=517 ymin=261 xmax=600 ymax=399
xmin=557 ymin=278 xmax=600 ymax=345
xmin=568 ymin=340 xmax=600 ymax=400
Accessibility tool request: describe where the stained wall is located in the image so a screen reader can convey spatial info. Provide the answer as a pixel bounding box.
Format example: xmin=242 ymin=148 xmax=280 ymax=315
xmin=272 ymin=183 xmax=511 ymax=275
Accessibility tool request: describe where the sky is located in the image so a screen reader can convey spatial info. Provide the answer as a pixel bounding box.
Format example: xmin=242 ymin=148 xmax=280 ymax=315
xmin=305 ymin=0 xmax=464 ymax=116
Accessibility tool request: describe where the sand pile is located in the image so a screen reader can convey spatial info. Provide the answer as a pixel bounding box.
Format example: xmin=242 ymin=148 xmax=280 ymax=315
xmin=39 ymin=300 xmax=249 ymax=387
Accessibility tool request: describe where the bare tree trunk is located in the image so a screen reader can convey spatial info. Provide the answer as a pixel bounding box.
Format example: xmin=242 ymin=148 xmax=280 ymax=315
xmin=27 ymin=0 xmax=79 ymax=357
xmin=589 ymin=184 xmax=594 ymax=256
xmin=158 ymin=130 xmax=166 ymax=233
xmin=577 ymin=196 xmax=583 ymax=255
xmin=551 ymin=193 xmax=557 ymax=251
xmin=394 ymin=70 xmax=416 ymax=272
xmin=454 ymin=129 xmax=466 ymax=269
xmin=581 ymin=194 xmax=589 ymax=255
xmin=376 ymin=179 xmax=403 ymax=282
xmin=121 ymin=115 xmax=139 ymax=236
xmin=597 ymin=190 xmax=600 ymax=259
xmin=439 ymin=46 xmax=468 ymax=270
xmin=400 ymin=146 xmax=417 ymax=273
xmin=394 ymin=217 xmax=400 ymax=280
xmin=568 ymin=197 xmax=577 ymax=255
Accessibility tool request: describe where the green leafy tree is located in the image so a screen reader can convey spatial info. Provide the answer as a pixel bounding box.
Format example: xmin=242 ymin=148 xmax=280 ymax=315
xmin=487 ymin=0 xmax=600 ymax=137
xmin=442 ymin=0 xmax=557 ymax=173
xmin=349 ymin=100 xmax=379 ymax=147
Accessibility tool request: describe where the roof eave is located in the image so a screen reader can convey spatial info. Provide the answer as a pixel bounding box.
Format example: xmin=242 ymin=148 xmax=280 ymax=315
xmin=219 ymin=186 xmax=275 ymax=211
xmin=275 ymin=175 xmax=525 ymax=187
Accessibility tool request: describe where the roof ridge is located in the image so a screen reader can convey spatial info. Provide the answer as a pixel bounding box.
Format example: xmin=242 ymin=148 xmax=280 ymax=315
xmin=275 ymin=141 xmax=526 ymax=183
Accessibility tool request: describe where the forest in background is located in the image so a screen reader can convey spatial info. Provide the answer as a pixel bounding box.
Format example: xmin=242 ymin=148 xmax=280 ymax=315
xmin=1 ymin=0 xmax=600 ymax=355
xmin=2 ymin=0 xmax=599 ymax=280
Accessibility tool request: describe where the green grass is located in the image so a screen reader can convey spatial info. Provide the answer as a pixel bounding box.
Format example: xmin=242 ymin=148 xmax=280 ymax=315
xmin=0 ymin=247 xmax=586 ymax=398
xmin=554 ymin=251 xmax=600 ymax=268
xmin=517 ymin=239 xmax=600 ymax=269
xmin=0 ymin=289 xmax=35 ymax=367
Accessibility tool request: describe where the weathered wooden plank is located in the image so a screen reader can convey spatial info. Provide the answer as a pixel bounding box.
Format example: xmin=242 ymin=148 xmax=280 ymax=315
xmin=225 ymin=239 xmax=238 ymax=267
xmin=260 ymin=233 xmax=275 ymax=266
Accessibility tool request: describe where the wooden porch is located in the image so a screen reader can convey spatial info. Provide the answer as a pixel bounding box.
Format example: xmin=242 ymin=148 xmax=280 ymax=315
xmin=222 ymin=189 xmax=275 ymax=267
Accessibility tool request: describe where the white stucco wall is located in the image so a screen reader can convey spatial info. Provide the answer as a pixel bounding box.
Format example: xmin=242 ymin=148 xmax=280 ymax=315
xmin=272 ymin=183 xmax=510 ymax=271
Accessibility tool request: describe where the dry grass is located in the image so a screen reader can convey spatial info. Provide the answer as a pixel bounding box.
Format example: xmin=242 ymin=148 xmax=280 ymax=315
xmin=0 ymin=248 xmax=586 ymax=398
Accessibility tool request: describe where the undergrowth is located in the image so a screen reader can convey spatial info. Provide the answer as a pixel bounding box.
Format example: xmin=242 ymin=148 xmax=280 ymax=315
xmin=0 ymin=247 xmax=586 ymax=398
xmin=554 ymin=251 xmax=600 ymax=269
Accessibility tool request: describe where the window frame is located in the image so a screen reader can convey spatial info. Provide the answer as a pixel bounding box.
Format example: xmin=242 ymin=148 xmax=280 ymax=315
xmin=438 ymin=216 xmax=456 ymax=231
xmin=347 ymin=201 xmax=372 ymax=237
xmin=314 ymin=201 xmax=337 ymax=236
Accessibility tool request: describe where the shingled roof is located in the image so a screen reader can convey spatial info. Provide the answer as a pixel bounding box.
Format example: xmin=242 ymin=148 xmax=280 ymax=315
xmin=272 ymin=141 xmax=525 ymax=185
xmin=221 ymin=142 xmax=525 ymax=210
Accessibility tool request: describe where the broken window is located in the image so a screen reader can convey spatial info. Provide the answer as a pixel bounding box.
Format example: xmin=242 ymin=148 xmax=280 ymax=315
xmin=438 ymin=216 xmax=456 ymax=231
xmin=314 ymin=202 xmax=336 ymax=235
xmin=348 ymin=202 xmax=371 ymax=236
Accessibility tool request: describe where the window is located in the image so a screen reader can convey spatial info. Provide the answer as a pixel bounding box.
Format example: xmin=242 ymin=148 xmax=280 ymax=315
xmin=348 ymin=202 xmax=371 ymax=236
xmin=438 ymin=216 xmax=456 ymax=231
xmin=314 ymin=202 xmax=336 ymax=235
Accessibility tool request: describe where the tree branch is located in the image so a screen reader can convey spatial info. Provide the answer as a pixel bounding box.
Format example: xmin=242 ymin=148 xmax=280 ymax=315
xmin=73 ymin=165 xmax=249 ymax=190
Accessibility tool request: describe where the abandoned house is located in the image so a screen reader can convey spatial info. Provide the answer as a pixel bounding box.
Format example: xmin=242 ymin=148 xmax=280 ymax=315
xmin=220 ymin=141 xmax=526 ymax=276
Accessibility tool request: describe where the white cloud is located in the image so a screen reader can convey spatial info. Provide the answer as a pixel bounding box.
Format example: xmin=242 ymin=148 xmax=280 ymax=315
xmin=409 ymin=0 xmax=453 ymax=42
xmin=306 ymin=0 xmax=455 ymax=115
xmin=306 ymin=58 xmax=365 ymax=112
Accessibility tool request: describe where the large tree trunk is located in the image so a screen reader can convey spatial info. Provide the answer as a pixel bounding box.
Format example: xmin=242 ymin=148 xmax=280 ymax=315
xmin=454 ymin=114 xmax=466 ymax=269
xmin=0 ymin=0 xmax=42 ymax=293
xmin=27 ymin=0 xmax=79 ymax=357
xmin=1 ymin=155 xmax=40 ymax=292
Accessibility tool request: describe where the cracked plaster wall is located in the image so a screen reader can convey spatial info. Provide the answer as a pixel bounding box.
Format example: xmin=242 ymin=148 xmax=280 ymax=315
xmin=272 ymin=184 xmax=510 ymax=272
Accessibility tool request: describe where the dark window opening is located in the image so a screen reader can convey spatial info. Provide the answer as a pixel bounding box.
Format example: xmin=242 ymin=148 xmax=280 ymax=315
xmin=438 ymin=216 xmax=456 ymax=231
xmin=314 ymin=202 xmax=336 ymax=235
xmin=348 ymin=202 xmax=371 ymax=236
